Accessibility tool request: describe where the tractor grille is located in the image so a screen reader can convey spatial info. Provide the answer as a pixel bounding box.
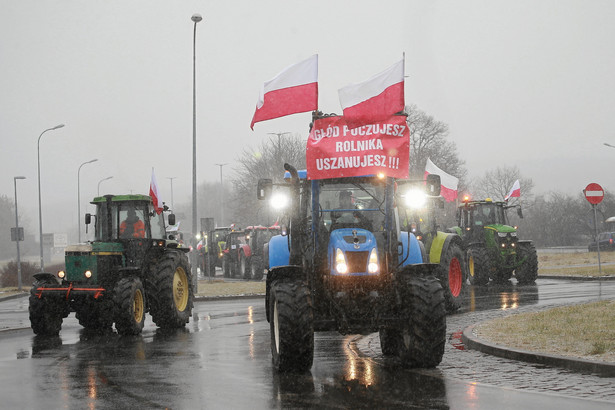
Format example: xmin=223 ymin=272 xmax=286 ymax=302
xmin=346 ymin=251 xmax=368 ymax=273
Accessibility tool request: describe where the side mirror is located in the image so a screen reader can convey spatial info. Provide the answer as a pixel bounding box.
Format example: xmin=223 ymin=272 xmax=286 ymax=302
xmin=517 ymin=207 xmax=523 ymax=219
xmin=425 ymin=174 xmax=441 ymax=196
xmin=257 ymin=179 xmax=273 ymax=200
xmin=85 ymin=213 xmax=91 ymax=225
xmin=168 ymin=213 xmax=176 ymax=226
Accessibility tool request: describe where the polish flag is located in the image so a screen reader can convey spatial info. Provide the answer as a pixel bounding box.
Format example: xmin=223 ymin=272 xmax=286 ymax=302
xmin=250 ymin=55 xmax=318 ymax=130
xmin=504 ymin=179 xmax=521 ymax=201
xmin=149 ymin=168 xmax=163 ymax=214
xmin=338 ymin=59 xmax=405 ymax=129
xmin=424 ymin=158 xmax=459 ymax=202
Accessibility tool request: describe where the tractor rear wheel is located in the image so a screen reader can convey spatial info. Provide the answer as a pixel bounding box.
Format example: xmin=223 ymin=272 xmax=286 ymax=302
xmin=29 ymin=279 xmax=67 ymax=336
xmin=240 ymin=252 xmax=250 ymax=280
xmin=396 ymin=274 xmax=446 ymax=368
xmin=515 ymin=242 xmax=538 ymax=284
xmin=148 ymin=251 xmax=194 ymax=329
xmin=250 ymin=257 xmax=264 ymax=281
xmin=269 ymin=278 xmax=314 ymax=372
xmin=113 ymin=277 xmax=145 ymax=336
xmin=222 ymin=256 xmax=231 ymax=278
xmin=467 ymin=247 xmax=490 ymax=285
xmin=438 ymin=244 xmax=466 ymax=312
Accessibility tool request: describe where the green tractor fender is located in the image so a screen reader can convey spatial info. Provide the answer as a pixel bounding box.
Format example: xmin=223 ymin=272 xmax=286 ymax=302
xmin=428 ymin=231 xmax=463 ymax=264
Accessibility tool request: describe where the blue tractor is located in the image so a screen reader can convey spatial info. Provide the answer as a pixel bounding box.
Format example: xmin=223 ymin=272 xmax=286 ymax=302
xmin=258 ymin=164 xmax=446 ymax=372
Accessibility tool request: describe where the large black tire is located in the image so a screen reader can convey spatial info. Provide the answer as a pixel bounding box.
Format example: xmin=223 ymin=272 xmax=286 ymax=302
xmin=396 ymin=274 xmax=446 ymax=368
xmin=222 ymin=256 xmax=231 ymax=278
xmin=240 ymin=252 xmax=249 ymax=280
xmin=29 ymin=279 xmax=67 ymax=336
xmin=269 ymin=278 xmax=314 ymax=372
xmin=113 ymin=277 xmax=146 ymax=335
xmin=515 ymin=242 xmax=538 ymax=285
xmin=378 ymin=328 xmax=400 ymax=356
xmin=467 ymin=246 xmax=490 ymax=286
xmin=437 ymin=243 xmax=466 ymax=312
xmin=75 ymin=299 xmax=114 ymax=331
xmin=250 ymin=256 xmax=264 ymax=281
xmin=147 ymin=251 xmax=194 ymax=329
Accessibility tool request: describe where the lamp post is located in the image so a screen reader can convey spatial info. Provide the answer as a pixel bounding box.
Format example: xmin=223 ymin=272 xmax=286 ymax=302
xmin=14 ymin=176 xmax=26 ymax=291
xmin=191 ymin=13 xmax=202 ymax=272
xmin=604 ymin=143 xmax=615 ymax=149
xmin=98 ymin=176 xmax=113 ymax=196
xmin=166 ymin=177 xmax=177 ymax=209
xmin=77 ymin=159 xmax=98 ymax=243
xmin=37 ymin=123 xmax=65 ymax=271
xmin=268 ymin=132 xmax=291 ymax=154
xmin=214 ymin=163 xmax=228 ymax=225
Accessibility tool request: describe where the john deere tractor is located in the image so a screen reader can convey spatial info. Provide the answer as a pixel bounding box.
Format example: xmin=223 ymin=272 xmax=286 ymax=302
xmin=451 ymin=198 xmax=538 ymax=285
xmin=258 ymin=163 xmax=446 ymax=372
xmin=28 ymin=194 xmax=194 ymax=336
xmin=402 ymin=188 xmax=467 ymax=312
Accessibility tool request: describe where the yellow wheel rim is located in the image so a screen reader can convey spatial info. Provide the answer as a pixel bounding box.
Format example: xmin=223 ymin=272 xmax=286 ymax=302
xmin=133 ymin=288 xmax=144 ymax=323
xmin=469 ymin=255 xmax=475 ymax=278
xmin=173 ymin=267 xmax=189 ymax=312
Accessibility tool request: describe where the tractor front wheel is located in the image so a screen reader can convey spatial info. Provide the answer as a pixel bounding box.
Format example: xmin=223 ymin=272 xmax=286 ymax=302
xmin=467 ymin=247 xmax=490 ymax=286
xmin=269 ymin=278 xmax=314 ymax=372
xmin=250 ymin=257 xmax=264 ymax=281
xmin=515 ymin=242 xmax=538 ymax=285
xmin=148 ymin=251 xmax=194 ymax=329
xmin=113 ymin=277 xmax=145 ymax=336
xmin=76 ymin=299 xmax=114 ymax=331
xmin=379 ymin=328 xmax=400 ymax=356
xmin=29 ymin=279 xmax=67 ymax=336
xmin=396 ymin=274 xmax=446 ymax=368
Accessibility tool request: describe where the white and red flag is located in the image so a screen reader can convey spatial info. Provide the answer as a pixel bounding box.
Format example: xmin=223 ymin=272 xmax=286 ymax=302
xmin=424 ymin=158 xmax=459 ymax=202
xmin=338 ymin=59 xmax=405 ymax=129
xmin=504 ymin=179 xmax=521 ymax=201
xmin=149 ymin=168 xmax=163 ymax=214
xmin=250 ymin=54 xmax=318 ymax=130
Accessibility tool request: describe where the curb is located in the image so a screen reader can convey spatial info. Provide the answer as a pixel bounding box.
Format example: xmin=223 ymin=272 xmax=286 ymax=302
xmin=462 ymin=324 xmax=615 ymax=377
xmin=0 ymin=293 xmax=28 ymax=301
xmin=539 ymin=275 xmax=615 ymax=281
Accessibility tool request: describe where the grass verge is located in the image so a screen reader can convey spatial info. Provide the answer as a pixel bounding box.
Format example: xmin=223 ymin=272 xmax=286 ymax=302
xmin=196 ymin=280 xmax=265 ymax=297
xmin=476 ymin=300 xmax=615 ymax=363
xmin=538 ymin=251 xmax=615 ymax=277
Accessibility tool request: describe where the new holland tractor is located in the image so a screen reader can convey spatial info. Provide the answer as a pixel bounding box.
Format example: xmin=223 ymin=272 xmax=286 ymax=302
xmin=257 ymin=164 xmax=446 ymax=372
xmin=403 ymin=188 xmax=467 ymax=312
xmin=450 ymin=198 xmax=538 ymax=285
xmin=28 ymin=194 xmax=194 ymax=336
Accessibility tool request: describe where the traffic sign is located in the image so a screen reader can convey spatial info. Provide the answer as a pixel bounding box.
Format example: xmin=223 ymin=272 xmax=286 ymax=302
xmin=584 ymin=183 xmax=604 ymax=205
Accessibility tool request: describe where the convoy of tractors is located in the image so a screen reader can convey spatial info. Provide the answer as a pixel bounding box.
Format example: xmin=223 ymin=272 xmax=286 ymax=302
xmin=26 ymin=112 xmax=538 ymax=375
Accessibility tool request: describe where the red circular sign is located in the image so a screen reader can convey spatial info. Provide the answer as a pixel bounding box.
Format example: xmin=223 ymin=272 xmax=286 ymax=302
xmin=584 ymin=183 xmax=604 ymax=205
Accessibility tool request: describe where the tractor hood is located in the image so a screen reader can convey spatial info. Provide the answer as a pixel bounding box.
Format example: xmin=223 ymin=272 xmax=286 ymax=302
xmin=484 ymin=224 xmax=517 ymax=234
xmin=328 ymin=228 xmax=378 ymax=276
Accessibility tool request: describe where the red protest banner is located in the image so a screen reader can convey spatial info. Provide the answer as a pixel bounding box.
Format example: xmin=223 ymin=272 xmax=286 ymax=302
xmin=306 ymin=115 xmax=409 ymax=180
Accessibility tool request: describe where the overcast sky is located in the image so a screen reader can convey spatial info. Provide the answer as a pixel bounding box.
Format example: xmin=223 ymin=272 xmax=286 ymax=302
xmin=2 ymin=0 xmax=615 ymax=239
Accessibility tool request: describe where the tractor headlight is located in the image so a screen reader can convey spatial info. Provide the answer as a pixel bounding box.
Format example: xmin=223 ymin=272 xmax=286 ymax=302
xmin=57 ymin=270 xmax=65 ymax=279
xmin=368 ymin=248 xmax=379 ymax=274
xmin=335 ymin=248 xmax=348 ymax=274
xmin=403 ymin=189 xmax=426 ymax=209
xmin=84 ymin=270 xmax=92 ymax=278
xmin=271 ymin=192 xmax=289 ymax=210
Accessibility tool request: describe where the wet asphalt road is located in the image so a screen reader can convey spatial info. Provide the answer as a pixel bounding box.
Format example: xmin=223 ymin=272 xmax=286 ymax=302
xmin=1 ymin=279 xmax=615 ymax=409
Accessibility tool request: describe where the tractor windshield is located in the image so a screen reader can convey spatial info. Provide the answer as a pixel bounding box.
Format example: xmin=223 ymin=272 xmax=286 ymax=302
xmin=94 ymin=202 xmax=152 ymax=241
xmin=471 ymin=203 xmax=507 ymax=226
xmin=318 ymin=178 xmax=386 ymax=233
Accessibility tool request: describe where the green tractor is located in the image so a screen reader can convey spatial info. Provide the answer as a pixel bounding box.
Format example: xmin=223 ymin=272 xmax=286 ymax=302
xmin=402 ymin=190 xmax=467 ymax=312
xmin=450 ymin=198 xmax=538 ymax=285
xmin=28 ymin=194 xmax=194 ymax=336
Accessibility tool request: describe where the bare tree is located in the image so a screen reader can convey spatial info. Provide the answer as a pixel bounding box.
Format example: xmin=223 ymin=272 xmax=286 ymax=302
xmin=229 ymin=133 xmax=306 ymax=226
xmin=472 ymin=165 xmax=534 ymax=205
xmin=405 ymin=104 xmax=467 ymax=187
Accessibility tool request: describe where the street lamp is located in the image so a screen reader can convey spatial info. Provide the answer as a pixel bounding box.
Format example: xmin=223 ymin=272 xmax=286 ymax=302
xmin=37 ymin=123 xmax=65 ymax=271
xmin=268 ymin=132 xmax=291 ymax=153
xmin=191 ymin=13 xmax=203 ymax=278
xmin=14 ymin=176 xmax=26 ymax=291
xmin=77 ymin=159 xmax=98 ymax=243
xmin=604 ymin=143 xmax=615 ymax=149
xmin=98 ymin=176 xmax=113 ymax=196
xmin=166 ymin=177 xmax=177 ymax=209
xmin=215 ymin=163 xmax=228 ymax=225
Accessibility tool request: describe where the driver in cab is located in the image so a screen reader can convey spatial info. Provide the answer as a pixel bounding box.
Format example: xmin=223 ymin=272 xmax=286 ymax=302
xmin=120 ymin=208 xmax=146 ymax=238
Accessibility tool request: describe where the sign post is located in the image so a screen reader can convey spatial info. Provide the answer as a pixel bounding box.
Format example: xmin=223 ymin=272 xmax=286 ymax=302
xmin=584 ymin=183 xmax=604 ymax=275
